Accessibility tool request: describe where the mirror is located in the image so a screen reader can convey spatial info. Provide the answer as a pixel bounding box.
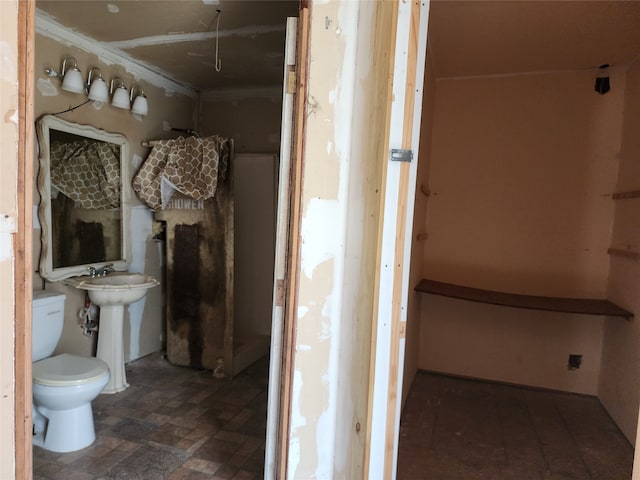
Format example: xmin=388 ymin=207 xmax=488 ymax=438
xmin=36 ymin=115 xmax=131 ymax=281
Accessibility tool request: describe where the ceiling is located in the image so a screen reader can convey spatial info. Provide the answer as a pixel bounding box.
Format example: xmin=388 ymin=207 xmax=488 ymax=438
xmin=36 ymin=1 xmax=640 ymax=91
xmin=428 ymin=1 xmax=640 ymax=78
xmin=36 ymin=0 xmax=300 ymax=92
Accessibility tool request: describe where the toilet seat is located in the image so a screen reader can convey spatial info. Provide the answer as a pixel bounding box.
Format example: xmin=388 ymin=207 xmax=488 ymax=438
xmin=33 ymin=353 xmax=109 ymax=387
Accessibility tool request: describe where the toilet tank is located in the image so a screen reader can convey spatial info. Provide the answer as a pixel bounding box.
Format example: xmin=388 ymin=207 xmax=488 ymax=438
xmin=32 ymin=290 xmax=66 ymax=362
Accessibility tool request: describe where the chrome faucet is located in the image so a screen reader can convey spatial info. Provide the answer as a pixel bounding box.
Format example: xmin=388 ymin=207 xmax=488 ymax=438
xmin=87 ymin=264 xmax=114 ymax=277
xmin=96 ymin=263 xmax=115 ymax=276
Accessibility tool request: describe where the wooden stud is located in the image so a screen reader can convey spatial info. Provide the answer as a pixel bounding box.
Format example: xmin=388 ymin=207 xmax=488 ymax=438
xmin=419 ymin=183 xmax=430 ymax=197
xmin=16 ymin=1 xmax=35 ymax=478
xmin=384 ymin=1 xmax=421 ymax=477
xmin=363 ymin=2 xmax=400 ymax=478
xmin=415 ymin=232 xmax=428 ymax=241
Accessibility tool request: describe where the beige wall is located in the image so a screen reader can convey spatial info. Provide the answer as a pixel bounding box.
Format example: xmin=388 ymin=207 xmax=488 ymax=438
xmin=419 ymin=69 xmax=625 ymax=395
xmin=33 ymin=33 xmax=196 ymax=362
xmin=424 ymin=71 xmax=620 ymax=296
xmin=0 ymin=1 xmax=19 ymax=477
xmin=403 ymin=44 xmax=436 ymax=408
xmin=420 ymin=295 xmax=605 ymax=394
xmin=200 ymin=90 xmax=283 ymax=154
xmin=234 ymin=153 xmax=276 ymax=339
xmin=603 ymin=57 xmax=640 ymax=445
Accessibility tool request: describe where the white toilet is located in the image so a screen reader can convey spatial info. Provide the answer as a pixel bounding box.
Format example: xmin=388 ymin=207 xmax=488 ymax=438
xmin=32 ymin=290 xmax=110 ymax=453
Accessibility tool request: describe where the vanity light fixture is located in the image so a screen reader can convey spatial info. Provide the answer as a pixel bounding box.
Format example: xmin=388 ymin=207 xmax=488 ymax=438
xmin=130 ymin=85 xmax=149 ymax=117
xmin=86 ymin=67 xmax=109 ymax=103
xmin=44 ymin=56 xmax=85 ymax=94
xmin=60 ymin=57 xmax=85 ymax=94
xmin=44 ymin=57 xmax=148 ymax=119
xmin=110 ymin=76 xmax=130 ymax=110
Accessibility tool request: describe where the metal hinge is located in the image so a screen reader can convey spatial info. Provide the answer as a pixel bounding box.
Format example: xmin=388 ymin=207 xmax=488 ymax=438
xmin=275 ymin=279 xmax=285 ymax=306
xmin=286 ymin=66 xmax=296 ymax=94
xmin=390 ymin=148 xmax=413 ymax=162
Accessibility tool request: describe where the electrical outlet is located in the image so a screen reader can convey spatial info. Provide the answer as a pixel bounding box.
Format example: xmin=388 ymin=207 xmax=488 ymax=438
xmin=568 ymin=354 xmax=582 ymax=370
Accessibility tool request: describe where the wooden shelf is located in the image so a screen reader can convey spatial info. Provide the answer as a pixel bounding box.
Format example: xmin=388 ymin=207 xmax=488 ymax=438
xmin=415 ymin=278 xmax=633 ymax=320
xmin=612 ymin=190 xmax=640 ymax=200
xmin=607 ymin=248 xmax=640 ymax=261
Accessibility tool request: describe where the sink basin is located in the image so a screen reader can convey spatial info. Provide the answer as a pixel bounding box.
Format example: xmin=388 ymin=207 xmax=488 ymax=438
xmin=71 ymin=272 xmax=159 ymax=393
xmin=75 ymin=272 xmax=159 ymax=306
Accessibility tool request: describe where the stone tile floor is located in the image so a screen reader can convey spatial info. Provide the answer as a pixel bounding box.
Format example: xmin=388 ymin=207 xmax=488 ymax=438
xmin=34 ymin=356 xmax=635 ymax=479
xmin=33 ymin=352 xmax=268 ymax=480
xmin=397 ymin=372 xmax=634 ymax=480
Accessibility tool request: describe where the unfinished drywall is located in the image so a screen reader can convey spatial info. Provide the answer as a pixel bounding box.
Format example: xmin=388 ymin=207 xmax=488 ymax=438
xmin=33 ymin=32 xmax=196 ymax=362
xmin=403 ymin=44 xmax=436 ymax=409
xmin=0 ymin=235 xmax=17 ymax=478
xmin=602 ymin=57 xmax=640 ymax=446
xmin=287 ymin=1 xmax=395 ymax=478
xmin=0 ymin=1 xmax=18 ymax=476
xmin=419 ymin=69 xmax=624 ymax=395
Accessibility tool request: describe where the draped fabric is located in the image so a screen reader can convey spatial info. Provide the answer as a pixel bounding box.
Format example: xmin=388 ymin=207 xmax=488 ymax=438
xmin=50 ymin=139 xmax=121 ymax=209
xmin=132 ymin=135 xmax=231 ymax=210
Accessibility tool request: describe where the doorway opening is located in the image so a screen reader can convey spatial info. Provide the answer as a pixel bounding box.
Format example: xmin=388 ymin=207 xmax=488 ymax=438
xmin=21 ymin=1 xmax=303 ymax=478
xmin=398 ymin=1 xmax=640 ymax=477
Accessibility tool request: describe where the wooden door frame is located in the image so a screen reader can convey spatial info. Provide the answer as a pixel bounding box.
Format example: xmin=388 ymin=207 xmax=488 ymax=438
xmin=264 ymin=15 xmax=299 ymax=480
xmin=16 ymin=0 xmax=36 ymax=478
xmin=276 ymin=7 xmax=310 ymax=479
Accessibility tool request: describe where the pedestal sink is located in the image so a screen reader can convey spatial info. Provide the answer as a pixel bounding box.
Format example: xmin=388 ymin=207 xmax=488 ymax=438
xmin=73 ymin=273 xmax=159 ymax=394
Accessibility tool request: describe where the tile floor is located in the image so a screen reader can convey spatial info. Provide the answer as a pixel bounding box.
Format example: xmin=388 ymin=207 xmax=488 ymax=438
xmin=397 ymin=372 xmax=634 ymax=480
xmin=33 ymin=352 xmax=269 ymax=480
xmin=33 ymin=357 xmax=636 ymax=480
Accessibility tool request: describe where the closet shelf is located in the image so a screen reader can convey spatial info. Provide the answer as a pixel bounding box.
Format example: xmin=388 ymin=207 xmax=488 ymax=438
xmin=415 ymin=278 xmax=633 ymax=320
xmin=607 ymin=248 xmax=640 ymax=261
xmin=612 ymin=190 xmax=640 ymax=200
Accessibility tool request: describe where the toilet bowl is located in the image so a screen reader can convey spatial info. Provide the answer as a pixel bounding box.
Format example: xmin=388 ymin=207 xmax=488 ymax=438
xmin=32 ymin=291 xmax=110 ymax=453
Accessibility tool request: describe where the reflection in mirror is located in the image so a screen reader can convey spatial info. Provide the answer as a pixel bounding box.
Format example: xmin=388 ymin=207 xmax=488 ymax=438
xmin=36 ymin=115 xmax=130 ymax=281
xmin=50 ymin=129 xmax=121 ymax=268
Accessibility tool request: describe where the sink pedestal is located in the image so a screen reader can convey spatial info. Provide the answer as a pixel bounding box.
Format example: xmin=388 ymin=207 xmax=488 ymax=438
xmin=72 ymin=272 xmax=159 ymax=394
xmin=96 ymin=305 xmax=128 ymax=394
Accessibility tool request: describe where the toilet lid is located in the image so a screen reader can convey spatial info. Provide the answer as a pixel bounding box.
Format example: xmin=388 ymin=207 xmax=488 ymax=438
xmin=33 ymin=353 xmax=109 ymax=386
